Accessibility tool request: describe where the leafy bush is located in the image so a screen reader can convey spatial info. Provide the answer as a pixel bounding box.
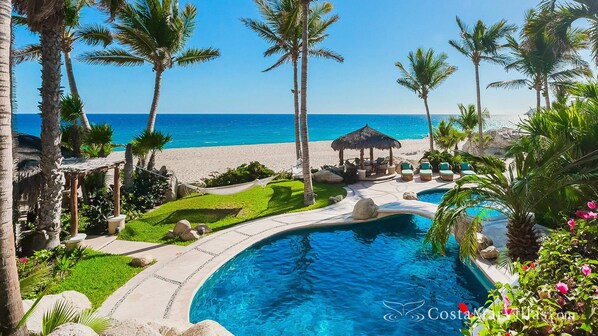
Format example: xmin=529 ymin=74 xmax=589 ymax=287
xmin=465 ymin=202 xmax=598 ymax=335
xmin=421 ymin=150 xmax=463 ymax=172
xmin=81 ymin=190 xmax=114 ymax=235
xmin=202 ymin=161 xmax=275 ymax=187
xmin=121 ymin=170 xmax=169 ymax=215
xmin=473 ymin=155 xmax=506 ymax=174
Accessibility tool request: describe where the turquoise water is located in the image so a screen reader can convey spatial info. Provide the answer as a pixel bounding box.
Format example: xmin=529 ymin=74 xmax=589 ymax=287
xmin=13 ymin=113 xmax=519 ymax=150
xmin=189 ymin=215 xmax=488 ymax=335
xmin=417 ymin=189 xmax=504 ymax=219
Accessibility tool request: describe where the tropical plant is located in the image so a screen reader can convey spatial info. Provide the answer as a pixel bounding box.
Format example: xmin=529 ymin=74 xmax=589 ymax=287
xmin=426 ymin=150 xmax=598 ymax=262
xmin=60 ymin=95 xmax=84 ymax=156
xmin=13 ymin=0 xmax=115 ymax=131
xmin=395 ymin=48 xmax=457 ymax=151
xmin=131 ymin=130 xmax=172 ymax=170
xmin=242 ymin=0 xmax=343 ymax=161
xmin=451 ymin=103 xmax=489 ymax=154
xmin=0 ymin=1 xmax=25 ymax=333
xmin=449 ymin=17 xmax=515 ymax=154
xmin=82 ymin=123 xmax=114 ymax=158
xmin=81 ymin=0 xmax=220 ymax=133
xmin=202 ymin=162 xmax=276 ymax=187
xmin=37 ymin=301 xmax=111 ymax=335
xmin=433 ymin=119 xmax=465 ymax=152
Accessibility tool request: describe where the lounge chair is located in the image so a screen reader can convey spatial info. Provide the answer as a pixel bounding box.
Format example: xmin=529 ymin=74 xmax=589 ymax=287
xmin=419 ymin=162 xmax=433 ymax=181
xmin=459 ymin=162 xmax=476 ymax=177
xmin=439 ymin=162 xmax=454 ymax=181
xmin=400 ymin=162 xmax=414 ymax=181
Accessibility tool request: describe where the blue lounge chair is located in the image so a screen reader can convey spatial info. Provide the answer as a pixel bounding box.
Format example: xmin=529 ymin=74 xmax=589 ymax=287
xmin=459 ymin=162 xmax=476 ymax=177
xmin=400 ymin=162 xmax=414 ymax=181
xmin=419 ymin=162 xmax=433 ymax=181
xmin=439 ymin=162 xmax=454 ymax=181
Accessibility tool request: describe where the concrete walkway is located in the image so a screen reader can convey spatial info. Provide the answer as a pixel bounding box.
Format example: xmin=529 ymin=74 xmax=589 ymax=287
xmin=96 ymin=175 xmax=513 ymax=323
xmin=83 ymin=235 xmax=187 ymax=261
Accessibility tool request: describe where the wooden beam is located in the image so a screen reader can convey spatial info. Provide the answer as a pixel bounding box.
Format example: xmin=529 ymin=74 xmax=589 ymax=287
xmin=370 ymin=148 xmax=374 ymax=164
xmin=113 ymin=166 xmax=121 ymax=217
xmin=339 ymin=149 xmax=344 ymax=166
xmin=359 ymin=149 xmax=364 ymax=169
xmin=70 ymin=174 xmax=78 ymax=237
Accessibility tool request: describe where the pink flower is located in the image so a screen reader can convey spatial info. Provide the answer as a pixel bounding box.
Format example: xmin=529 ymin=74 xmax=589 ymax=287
xmin=556 ymin=281 xmax=569 ymax=294
xmin=576 ymin=210 xmax=598 ymax=219
xmin=582 ymin=265 xmax=592 ymax=276
xmin=588 ymin=201 xmax=596 ymax=210
xmin=568 ymin=218 xmax=575 ymax=230
xmin=19 ymin=257 xmax=27 ymax=263
xmin=502 ymin=295 xmax=512 ymax=315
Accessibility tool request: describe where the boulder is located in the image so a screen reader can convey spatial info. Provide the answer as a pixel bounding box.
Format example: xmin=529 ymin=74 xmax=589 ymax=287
xmin=181 ymin=320 xmax=234 ymax=336
xmin=177 ymin=181 xmax=205 ymax=199
xmin=477 ymin=233 xmax=494 ymax=252
xmin=132 ymin=319 xmax=193 ymax=336
xmin=480 ymin=246 xmax=500 ymax=260
xmin=166 ymin=230 xmax=177 ymax=239
xmin=180 ymin=228 xmax=200 ymax=242
xmin=403 ymin=192 xmax=418 ymax=200
xmin=49 ymin=323 xmax=98 ymax=336
xmin=23 ymin=291 xmax=92 ymax=334
xmin=328 ymin=195 xmax=344 ymax=204
xmin=131 ymin=254 xmax=154 ymax=268
xmin=173 ymin=220 xmax=191 ymax=236
xmin=463 ymin=127 xmax=522 ymax=156
xmin=102 ymin=319 xmax=161 ymax=336
xmin=195 ymin=224 xmax=212 ymax=235
xmin=352 ymin=198 xmax=378 ymax=220
xmin=312 ymin=170 xmax=343 ymax=184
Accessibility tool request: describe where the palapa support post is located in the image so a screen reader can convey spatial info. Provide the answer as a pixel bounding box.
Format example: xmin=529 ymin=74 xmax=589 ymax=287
xmin=389 ymin=147 xmax=394 ymax=166
xmin=70 ymin=174 xmax=79 ymax=237
xmin=339 ymin=149 xmax=344 ymax=166
xmin=113 ymin=165 xmax=121 ymax=217
xmin=359 ymin=149 xmax=364 ymax=169
xmin=370 ymin=148 xmax=374 ymax=165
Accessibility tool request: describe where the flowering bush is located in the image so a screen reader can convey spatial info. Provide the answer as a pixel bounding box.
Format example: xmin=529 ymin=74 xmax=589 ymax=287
xmin=465 ymin=202 xmax=598 ymax=335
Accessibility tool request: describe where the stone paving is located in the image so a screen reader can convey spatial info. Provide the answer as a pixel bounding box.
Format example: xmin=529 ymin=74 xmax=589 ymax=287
xmin=96 ymin=174 xmax=513 ymax=323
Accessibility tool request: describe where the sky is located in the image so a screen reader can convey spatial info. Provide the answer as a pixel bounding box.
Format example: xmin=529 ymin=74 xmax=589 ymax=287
xmin=13 ymin=0 xmax=596 ymax=115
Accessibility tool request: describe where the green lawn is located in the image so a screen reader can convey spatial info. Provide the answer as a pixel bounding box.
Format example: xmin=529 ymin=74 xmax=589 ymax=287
xmin=50 ymin=251 xmax=143 ymax=309
xmin=118 ymin=180 xmax=346 ymax=245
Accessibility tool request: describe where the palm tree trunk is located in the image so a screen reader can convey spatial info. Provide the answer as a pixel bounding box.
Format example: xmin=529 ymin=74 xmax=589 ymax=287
xmin=0 ymin=2 xmax=26 ymax=332
xmin=423 ymin=97 xmax=434 ymax=151
xmin=535 ymin=87 xmax=541 ymax=112
xmin=506 ymin=215 xmax=540 ymax=262
xmin=64 ymin=51 xmax=91 ymax=131
xmin=36 ymin=20 xmax=66 ymax=250
xmin=146 ymin=70 xmax=163 ymax=133
xmin=300 ymin=0 xmax=315 ymax=206
xmin=543 ymin=76 xmax=551 ymax=109
xmin=474 ymin=63 xmax=483 ymax=155
xmin=292 ymin=56 xmax=301 ymax=160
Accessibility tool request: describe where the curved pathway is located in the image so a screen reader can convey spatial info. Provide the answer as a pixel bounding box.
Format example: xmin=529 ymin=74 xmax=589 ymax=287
xmin=97 ymin=176 xmax=512 ymax=323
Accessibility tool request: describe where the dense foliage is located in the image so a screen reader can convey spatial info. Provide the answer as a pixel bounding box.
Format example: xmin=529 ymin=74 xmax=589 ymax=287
xmin=421 ymin=150 xmax=463 ymax=172
xmin=465 ymin=206 xmax=598 ymax=335
xmin=202 ymin=161 xmax=276 ymax=187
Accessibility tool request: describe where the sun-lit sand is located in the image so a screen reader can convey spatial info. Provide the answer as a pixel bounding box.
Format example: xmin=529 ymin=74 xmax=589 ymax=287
xmin=108 ymin=139 xmax=431 ymax=183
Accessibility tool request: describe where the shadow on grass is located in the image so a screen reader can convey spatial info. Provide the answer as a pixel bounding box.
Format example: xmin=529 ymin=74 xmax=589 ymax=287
xmin=264 ymin=186 xmax=300 ymax=214
xmin=146 ymin=208 xmax=243 ymax=226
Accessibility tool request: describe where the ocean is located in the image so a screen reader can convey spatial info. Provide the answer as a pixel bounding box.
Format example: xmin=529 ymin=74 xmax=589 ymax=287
xmin=13 ymin=113 xmax=521 ymax=150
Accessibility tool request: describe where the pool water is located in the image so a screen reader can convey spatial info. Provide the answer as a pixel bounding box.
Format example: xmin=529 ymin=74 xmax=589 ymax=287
xmin=417 ymin=189 xmax=504 ymax=219
xmin=189 ymin=215 xmax=488 ymax=335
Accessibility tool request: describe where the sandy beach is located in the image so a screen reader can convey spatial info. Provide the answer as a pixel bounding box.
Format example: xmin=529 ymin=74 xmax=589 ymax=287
xmin=108 ymin=139 xmax=431 ymax=183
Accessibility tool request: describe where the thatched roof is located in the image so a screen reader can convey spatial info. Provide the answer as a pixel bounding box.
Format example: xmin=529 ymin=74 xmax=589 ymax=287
xmin=14 ymin=133 xmax=75 ymax=181
xmin=331 ymin=125 xmax=402 ymax=151
xmin=61 ymin=157 xmax=124 ymax=174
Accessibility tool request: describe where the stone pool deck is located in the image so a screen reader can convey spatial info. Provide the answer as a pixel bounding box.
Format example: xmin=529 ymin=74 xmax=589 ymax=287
xmin=97 ymin=175 xmax=514 ymax=323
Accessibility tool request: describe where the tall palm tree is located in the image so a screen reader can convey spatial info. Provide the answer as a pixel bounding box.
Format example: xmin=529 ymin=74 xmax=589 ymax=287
xmin=0 ymin=2 xmax=25 ymax=333
xmin=241 ymin=0 xmax=343 ymax=161
xmin=14 ymin=0 xmax=114 ymax=131
xmin=299 ymin=0 xmax=315 ymax=205
xmin=395 ymin=48 xmax=457 ymax=151
xmin=81 ymin=0 xmax=220 ymax=133
xmin=449 ymin=17 xmax=515 ymax=154
xmin=451 ymin=103 xmax=488 ymax=153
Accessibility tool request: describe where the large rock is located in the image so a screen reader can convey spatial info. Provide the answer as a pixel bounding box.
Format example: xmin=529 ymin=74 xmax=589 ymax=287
xmin=352 ymin=198 xmax=378 ymax=220
xmin=403 ymin=192 xmax=418 ymax=200
xmin=195 ymin=224 xmax=212 ymax=236
xmin=463 ymin=127 xmax=522 ymax=156
xmin=49 ymin=323 xmax=98 ymax=336
xmin=180 ymin=228 xmax=200 ymax=242
xmin=173 ymin=220 xmax=192 ymax=236
xmin=102 ymin=319 xmax=161 ymax=336
xmin=181 ymin=320 xmax=234 ymax=336
xmin=163 ymin=168 xmax=178 ymax=203
xmin=313 ymin=170 xmax=343 ymax=184
xmin=477 ymin=233 xmax=494 ymax=252
xmin=329 ymin=195 xmax=344 ymax=204
xmin=23 ymin=291 xmax=92 ymax=334
xmin=480 ymin=246 xmax=500 ymax=260
xmin=129 ymin=319 xmax=193 ymax=336
xmin=131 ymin=254 xmax=154 ymax=268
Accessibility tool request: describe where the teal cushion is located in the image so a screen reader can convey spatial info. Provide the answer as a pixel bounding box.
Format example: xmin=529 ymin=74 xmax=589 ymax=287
xmin=462 ymin=170 xmax=475 ymax=175
xmin=440 ymin=170 xmax=453 ymax=175
xmin=401 ymin=162 xmax=412 ymax=170
xmin=439 ymin=162 xmax=450 ymax=170
xmin=420 ymin=162 xmax=431 ymax=170
xmin=460 ymin=162 xmax=471 ymax=170
xmin=401 ymin=169 xmax=414 ymax=174
xmin=419 ymin=169 xmax=433 ymax=175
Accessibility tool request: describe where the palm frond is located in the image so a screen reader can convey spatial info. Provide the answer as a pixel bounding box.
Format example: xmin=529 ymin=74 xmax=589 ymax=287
xmin=12 ymin=44 xmax=42 ymax=64
xmin=79 ymin=48 xmax=147 ymax=66
xmin=76 ymin=24 xmax=113 ymax=47
xmin=174 ymin=47 xmax=220 ymax=67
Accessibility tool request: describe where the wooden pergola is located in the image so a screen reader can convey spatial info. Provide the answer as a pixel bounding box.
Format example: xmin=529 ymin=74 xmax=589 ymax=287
xmin=61 ymin=157 xmax=125 ymax=237
xmin=331 ymin=125 xmax=402 ymax=169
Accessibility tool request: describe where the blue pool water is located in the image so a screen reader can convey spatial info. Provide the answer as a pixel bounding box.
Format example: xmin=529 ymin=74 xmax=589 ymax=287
xmin=417 ymin=189 xmax=504 ymax=219
xmin=189 ymin=215 xmax=488 ymax=335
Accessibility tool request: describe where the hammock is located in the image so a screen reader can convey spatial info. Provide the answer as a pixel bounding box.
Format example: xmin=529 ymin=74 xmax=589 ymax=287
xmin=186 ymin=176 xmax=277 ymax=195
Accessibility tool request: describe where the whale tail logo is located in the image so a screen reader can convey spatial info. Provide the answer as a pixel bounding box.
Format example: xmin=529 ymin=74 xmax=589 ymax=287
xmin=382 ymin=300 xmax=426 ymax=322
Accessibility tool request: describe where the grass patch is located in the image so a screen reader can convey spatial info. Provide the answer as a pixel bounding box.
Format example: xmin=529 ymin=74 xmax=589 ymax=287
xmin=119 ymin=180 xmax=346 ymax=245
xmin=50 ymin=250 xmax=143 ymax=309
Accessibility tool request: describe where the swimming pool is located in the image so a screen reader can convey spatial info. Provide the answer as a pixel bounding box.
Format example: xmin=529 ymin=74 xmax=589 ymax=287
xmin=417 ymin=189 xmax=504 ymax=219
xmin=189 ymin=215 xmax=488 ymax=335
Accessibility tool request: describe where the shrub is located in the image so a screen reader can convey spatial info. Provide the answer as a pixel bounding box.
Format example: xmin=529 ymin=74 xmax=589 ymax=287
xmin=121 ymin=170 xmax=169 ymax=215
xmin=202 ymin=161 xmax=275 ymax=187
xmin=81 ymin=190 xmax=114 ymax=235
xmin=473 ymin=155 xmax=506 ymax=174
xmin=421 ymin=150 xmax=463 ymax=172
xmin=465 ymin=202 xmax=598 ymax=335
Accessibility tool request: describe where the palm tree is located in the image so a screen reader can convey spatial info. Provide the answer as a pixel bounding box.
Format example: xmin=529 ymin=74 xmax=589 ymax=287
xmin=395 ymin=48 xmax=457 ymax=151
xmin=433 ymin=119 xmax=465 ymax=152
xmin=449 ymin=17 xmax=515 ymax=154
xmin=60 ymin=94 xmax=85 ymax=157
xmin=0 ymin=2 xmax=25 ymax=333
xmin=131 ymin=130 xmax=172 ymax=170
xmin=241 ymin=0 xmax=343 ymax=161
xmin=81 ymin=0 xmax=220 ymax=133
xmin=451 ymin=103 xmax=488 ymax=153
xmin=83 ymin=123 xmax=114 ymax=158
xmin=13 ymin=0 xmax=114 ymax=131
